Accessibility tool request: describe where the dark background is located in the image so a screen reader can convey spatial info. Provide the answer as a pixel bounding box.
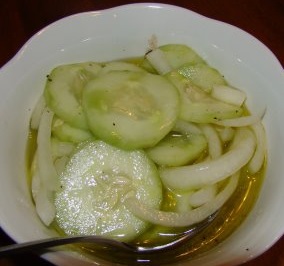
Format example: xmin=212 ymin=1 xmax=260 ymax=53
xmin=0 ymin=0 xmax=283 ymax=265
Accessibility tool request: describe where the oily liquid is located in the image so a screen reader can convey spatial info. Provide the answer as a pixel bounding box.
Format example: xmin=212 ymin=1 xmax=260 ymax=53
xmin=27 ymin=128 xmax=265 ymax=265
xmin=78 ymin=166 xmax=265 ymax=265
xmin=26 ymin=57 xmax=266 ymax=265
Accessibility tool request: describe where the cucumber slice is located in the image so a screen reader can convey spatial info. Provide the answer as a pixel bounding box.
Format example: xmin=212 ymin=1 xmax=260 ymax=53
xmin=180 ymin=100 xmax=244 ymax=123
xmin=82 ymin=71 xmax=180 ymax=150
xmin=50 ymin=137 xmax=75 ymax=158
xmin=100 ymin=61 xmax=145 ymax=75
xmin=54 ymin=140 xmax=162 ymax=241
xmin=44 ymin=62 xmax=102 ymax=129
xmin=141 ymin=44 xmax=204 ymax=73
xmin=177 ymin=63 xmax=227 ymax=93
xmin=167 ymin=72 xmax=243 ymax=123
xmin=159 ymin=44 xmax=205 ymax=69
xmin=52 ymin=117 xmax=93 ymax=143
xmin=146 ymin=129 xmax=207 ymax=167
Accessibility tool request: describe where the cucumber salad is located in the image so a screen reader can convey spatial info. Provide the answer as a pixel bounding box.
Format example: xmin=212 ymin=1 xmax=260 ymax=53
xmin=28 ymin=44 xmax=266 ymax=247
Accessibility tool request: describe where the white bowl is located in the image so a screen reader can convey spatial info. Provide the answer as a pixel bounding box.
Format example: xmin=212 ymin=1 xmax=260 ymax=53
xmin=0 ymin=3 xmax=283 ymax=266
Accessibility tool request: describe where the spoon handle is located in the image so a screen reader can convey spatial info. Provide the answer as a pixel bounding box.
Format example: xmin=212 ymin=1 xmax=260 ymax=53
xmin=0 ymin=235 xmax=134 ymax=257
xmin=0 ymin=211 xmax=218 ymax=257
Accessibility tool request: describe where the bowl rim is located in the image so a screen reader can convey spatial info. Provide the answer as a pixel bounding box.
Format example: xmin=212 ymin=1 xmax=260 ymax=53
xmin=0 ymin=2 xmax=284 ymax=266
xmin=2 ymin=2 xmax=283 ymax=71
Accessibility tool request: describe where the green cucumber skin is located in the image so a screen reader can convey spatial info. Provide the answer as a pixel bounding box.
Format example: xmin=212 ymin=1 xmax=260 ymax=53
xmin=179 ymin=100 xmax=243 ymax=123
xmin=100 ymin=61 xmax=146 ymax=74
xmin=177 ymin=63 xmax=227 ymax=93
xmin=146 ymin=131 xmax=207 ymax=167
xmin=52 ymin=118 xmax=93 ymax=143
xmin=166 ymin=72 xmax=243 ymax=123
xmin=44 ymin=62 xmax=102 ymax=129
xmin=159 ymin=44 xmax=205 ymax=69
xmin=141 ymin=44 xmax=205 ymax=73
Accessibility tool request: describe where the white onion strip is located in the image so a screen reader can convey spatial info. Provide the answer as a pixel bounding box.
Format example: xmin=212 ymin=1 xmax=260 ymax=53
xmin=35 ymin=107 xmax=59 ymax=225
xmin=31 ymin=154 xmax=40 ymax=201
xmin=124 ymin=172 xmax=239 ymax=227
xmin=30 ymin=95 xmax=46 ymax=130
xmin=188 ymin=184 xmax=217 ymax=208
xmin=37 ymin=107 xmax=59 ymax=190
xmin=216 ymin=126 xmax=235 ymax=142
xmin=199 ymin=124 xmax=222 ymax=159
xmin=160 ymin=128 xmax=255 ymax=190
xmin=211 ymin=85 xmax=246 ymax=106
xmin=31 ymin=150 xmax=54 ymax=224
xmin=34 ymin=186 xmax=57 ymax=226
xmin=248 ymin=122 xmax=266 ymax=174
xmin=174 ymin=120 xmax=203 ymax=135
xmin=146 ymin=48 xmax=172 ymax=75
xmin=175 ymin=191 xmax=193 ymax=213
xmin=51 ymin=139 xmax=75 ymax=158
xmin=212 ymin=115 xmax=261 ymax=127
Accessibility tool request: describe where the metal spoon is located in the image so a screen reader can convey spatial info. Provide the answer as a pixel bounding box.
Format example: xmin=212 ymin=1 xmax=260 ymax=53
xmin=0 ymin=212 xmax=217 ymax=257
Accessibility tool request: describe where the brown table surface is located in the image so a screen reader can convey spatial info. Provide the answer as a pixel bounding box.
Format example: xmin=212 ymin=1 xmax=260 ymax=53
xmin=0 ymin=0 xmax=283 ymax=265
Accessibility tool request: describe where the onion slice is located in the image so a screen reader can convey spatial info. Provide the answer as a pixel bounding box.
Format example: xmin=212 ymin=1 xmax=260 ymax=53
xmin=248 ymin=122 xmax=267 ymax=174
xmin=159 ymin=128 xmax=256 ymax=190
xmin=37 ymin=107 xmax=59 ymax=190
xmin=30 ymin=95 xmax=46 ymax=130
xmin=215 ymin=126 xmax=235 ymax=142
xmin=174 ymin=120 xmax=203 ymax=135
xmin=34 ymin=107 xmax=59 ymax=225
xmin=211 ymin=85 xmax=246 ymax=106
xmin=146 ymin=48 xmax=172 ymax=75
xmin=34 ymin=187 xmax=57 ymax=226
xmin=200 ymin=124 xmax=222 ymax=159
xmin=212 ymin=115 xmax=261 ymax=127
xmin=124 ymin=172 xmax=239 ymax=227
xmin=188 ymin=184 xmax=217 ymax=208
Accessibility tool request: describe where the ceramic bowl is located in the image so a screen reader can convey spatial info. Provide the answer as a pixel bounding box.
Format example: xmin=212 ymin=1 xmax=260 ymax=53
xmin=0 ymin=3 xmax=284 ymax=266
